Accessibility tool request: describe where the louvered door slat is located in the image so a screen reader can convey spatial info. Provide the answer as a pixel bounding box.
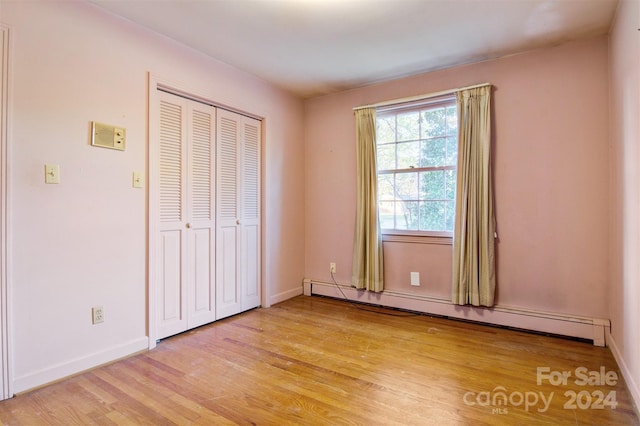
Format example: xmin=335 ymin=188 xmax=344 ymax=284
xmin=190 ymin=109 xmax=212 ymax=221
xmin=218 ymin=117 xmax=238 ymax=220
xmin=243 ymin=121 xmax=259 ymax=220
xmin=159 ymin=100 xmax=183 ymax=223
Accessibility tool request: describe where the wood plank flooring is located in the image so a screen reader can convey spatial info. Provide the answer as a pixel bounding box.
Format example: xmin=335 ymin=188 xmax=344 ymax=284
xmin=0 ymin=295 xmax=637 ymax=425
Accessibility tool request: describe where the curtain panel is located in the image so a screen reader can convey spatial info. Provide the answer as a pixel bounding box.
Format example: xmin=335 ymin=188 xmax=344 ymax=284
xmin=351 ymin=108 xmax=384 ymax=292
xmin=452 ymin=86 xmax=496 ymax=307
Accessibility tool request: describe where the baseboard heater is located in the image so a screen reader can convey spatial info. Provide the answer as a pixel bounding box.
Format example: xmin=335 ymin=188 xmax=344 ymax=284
xmin=303 ymin=279 xmax=609 ymax=347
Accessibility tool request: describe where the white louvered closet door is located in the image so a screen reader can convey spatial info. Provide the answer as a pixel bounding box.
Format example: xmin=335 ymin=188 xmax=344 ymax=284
xmin=216 ymin=109 xmax=261 ymax=319
xmin=185 ymin=101 xmax=217 ymax=329
xmin=156 ymin=93 xmax=187 ymax=339
xmin=240 ymin=118 xmax=261 ymax=311
xmin=155 ymin=91 xmax=216 ymax=339
xmin=216 ymin=110 xmax=241 ymax=319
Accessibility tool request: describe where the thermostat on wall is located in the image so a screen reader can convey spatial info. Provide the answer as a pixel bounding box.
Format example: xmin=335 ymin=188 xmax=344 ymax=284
xmin=91 ymin=121 xmax=126 ymax=151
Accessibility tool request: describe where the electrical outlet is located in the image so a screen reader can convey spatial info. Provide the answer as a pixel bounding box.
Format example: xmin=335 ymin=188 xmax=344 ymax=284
xmin=410 ymin=272 xmax=420 ymax=286
xmin=330 ymin=262 xmax=336 ymax=274
xmin=92 ymin=306 xmax=104 ymax=324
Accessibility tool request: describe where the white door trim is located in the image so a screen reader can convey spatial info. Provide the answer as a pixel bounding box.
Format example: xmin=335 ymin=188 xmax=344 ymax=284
xmin=0 ymin=24 xmax=12 ymax=399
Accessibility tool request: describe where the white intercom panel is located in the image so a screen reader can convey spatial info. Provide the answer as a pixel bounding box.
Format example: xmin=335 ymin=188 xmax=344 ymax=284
xmin=91 ymin=121 xmax=126 ymax=151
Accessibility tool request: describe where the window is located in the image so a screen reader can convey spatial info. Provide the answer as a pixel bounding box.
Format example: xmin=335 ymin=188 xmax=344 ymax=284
xmin=376 ymin=97 xmax=458 ymax=234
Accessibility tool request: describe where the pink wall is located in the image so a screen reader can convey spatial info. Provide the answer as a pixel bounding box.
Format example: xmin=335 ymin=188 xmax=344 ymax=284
xmin=608 ymin=0 xmax=640 ymax=408
xmin=3 ymin=0 xmax=632 ymax=404
xmin=305 ymin=37 xmax=610 ymax=317
xmin=3 ymin=1 xmax=305 ymax=392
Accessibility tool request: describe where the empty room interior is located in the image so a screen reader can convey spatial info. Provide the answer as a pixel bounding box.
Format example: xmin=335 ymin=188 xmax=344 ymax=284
xmin=0 ymin=0 xmax=639 ymax=424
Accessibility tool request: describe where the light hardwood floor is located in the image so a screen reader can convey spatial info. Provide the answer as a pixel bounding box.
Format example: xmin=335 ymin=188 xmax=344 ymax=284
xmin=0 ymin=295 xmax=637 ymax=425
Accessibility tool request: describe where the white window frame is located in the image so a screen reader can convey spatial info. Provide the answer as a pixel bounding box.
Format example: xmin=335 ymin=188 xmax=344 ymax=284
xmin=376 ymin=96 xmax=457 ymax=240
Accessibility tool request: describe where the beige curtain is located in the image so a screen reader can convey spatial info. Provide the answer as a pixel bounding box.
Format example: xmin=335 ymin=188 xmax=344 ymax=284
xmin=351 ymin=108 xmax=384 ymax=292
xmin=452 ymin=86 xmax=496 ymax=307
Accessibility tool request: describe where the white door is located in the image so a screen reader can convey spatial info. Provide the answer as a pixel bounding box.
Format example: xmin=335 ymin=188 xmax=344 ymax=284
xmin=240 ymin=118 xmax=261 ymax=311
xmin=154 ymin=91 xmax=216 ymax=339
xmin=216 ymin=110 xmax=261 ymax=319
xmin=184 ymin=101 xmax=216 ymax=329
xmin=215 ymin=110 xmax=241 ymax=319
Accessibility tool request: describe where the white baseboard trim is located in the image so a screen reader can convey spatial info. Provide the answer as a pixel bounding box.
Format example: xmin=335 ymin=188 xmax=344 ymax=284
xmin=307 ymin=279 xmax=609 ymax=346
xmin=12 ymin=336 xmax=149 ymax=395
xmin=270 ymin=285 xmax=303 ymax=306
xmin=605 ymin=331 xmax=640 ymax=417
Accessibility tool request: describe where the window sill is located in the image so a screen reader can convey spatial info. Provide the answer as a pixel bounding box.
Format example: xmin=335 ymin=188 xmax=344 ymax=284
xmin=382 ymin=232 xmax=453 ymax=245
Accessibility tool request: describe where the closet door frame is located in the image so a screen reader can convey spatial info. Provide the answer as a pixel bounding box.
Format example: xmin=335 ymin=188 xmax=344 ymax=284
xmin=147 ymin=74 xmax=266 ymax=349
xmin=0 ymin=24 xmax=11 ymax=400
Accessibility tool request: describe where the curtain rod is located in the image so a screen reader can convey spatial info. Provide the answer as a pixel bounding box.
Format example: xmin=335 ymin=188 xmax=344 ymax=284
xmin=353 ymin=82 xmax=491 ymax=111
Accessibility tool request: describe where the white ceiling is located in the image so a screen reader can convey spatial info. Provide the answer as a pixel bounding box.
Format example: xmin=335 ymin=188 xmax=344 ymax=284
xmin=90 ymin=0 xmax=618 ymax=99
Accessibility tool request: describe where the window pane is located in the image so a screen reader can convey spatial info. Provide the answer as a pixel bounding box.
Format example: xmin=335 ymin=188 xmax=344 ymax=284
xmin=377 ymin=144 xmax=396 ymax=171
xmin=445 ymin=200 xmax=455 ymax=231
xmin=397 ymin=141 xmax=419 ymax=169
xmin=396 ymin=111 xmax=419 ymax=141
xmin=421 ymin=137 xmax=446 ymax=167
xmin=396 ymin=172 xmax=418 ymax=200
xmin=397 ymin=201 xmax=419 ymax=230
xmin=445 ymin=137 xmax=457 ymax=165
xmin=446 ymin=106 xmax=458 ymax=136
xmin=378 ymin=174 xmax=394 ymax=201
xmin=445 ymin=169 xmax=456 ymax=200
xmin=377 ymin=116 xmax=396 ymax=143
xmin=422 ymin=108 xmax=446 ymax=138
xmin=379 ymin=201 xmax=395 ymax=229
xmin=419 ymin=201 xmax=445 ymax=231
xmin=420 ymin=170 xmax=445 ymax=199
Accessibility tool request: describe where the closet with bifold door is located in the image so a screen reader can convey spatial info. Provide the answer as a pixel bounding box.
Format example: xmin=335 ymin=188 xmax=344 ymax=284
xmin=153 ymin=90 xmax=261 ymax=340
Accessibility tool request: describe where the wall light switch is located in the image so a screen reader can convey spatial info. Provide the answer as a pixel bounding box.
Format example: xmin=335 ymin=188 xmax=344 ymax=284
xmin=132 ymin=171 xmax=144 ymax=188
xmin=45 ymin=164 xmax=60 ymax=184
xmin=410 ymin=272 xmax=420 ymax=286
